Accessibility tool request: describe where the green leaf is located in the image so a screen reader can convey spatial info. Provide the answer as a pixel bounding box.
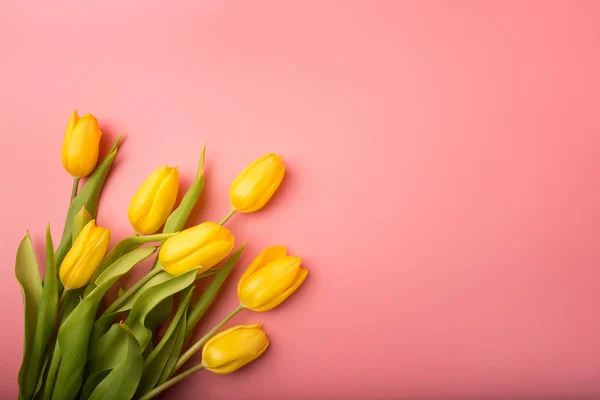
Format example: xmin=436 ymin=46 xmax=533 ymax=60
xmin=52 ymin=247 xmax=156 ymax=400
xmin=125 ymin=269 xmax=198 ymax=351
xmin=90 ymin=312 xmax=119 ymax=347
xmin=20 ymin=226 xmax=59 ymax=399
xmin=15 ymin=234 xmax=42 ymax=399
xmin=145 ymin=296 xmax=174 ymax=332
xmin=115 ymin=269 xmax=172 ymax=312
xmin=86 ymin=324 xmax=128 ymax=378
xmin=137 ymin=288 xmax=193 ymax=395
xmin=159 ymin=310 xmax=188 ymax=385
xmin=72 ymin=204 xmax=92 ymax=243
xmin=40 ymin=342 xmax=60 ymax=400
xmin=87 ymin=325 xmax=143 ymax=400
xmin=40 ymin=289 xmax=81 ymax=400
xmin=55 ymin=135 xmax=122 ymax=270
xmin=162 ymin=144 xmax=206 ymax=234
xmin=80 ymin=370 xmax=110 ymax=400
xmin=31 ymin=352 xmax=48 ymax=400
xmin=84 ymin=233 xmax=173 ymax=297
xmin=186 ymin=244 xmax=246 ymax=338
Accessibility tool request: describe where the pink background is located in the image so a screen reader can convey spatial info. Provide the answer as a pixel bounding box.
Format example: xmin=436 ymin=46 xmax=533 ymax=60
xmin=1 ymin=1 xmax=600 ymax=399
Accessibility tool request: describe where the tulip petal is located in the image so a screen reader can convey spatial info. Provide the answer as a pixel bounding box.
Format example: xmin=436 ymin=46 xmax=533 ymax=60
xmin=128 ymin=166 xmax=175 ymax=234
xmin=237 ymin=246 xmax=287 ymax=293
xmin=159 ymin=222 xmax=221 ymax=265
xmin=61 ymin=110 xmax=79 ymax=171
xmin=229 ymin=154 xmax=285 ymax=213
xmin=138 ymin=167 xmax=179 ymax=234
xmin=252 ymin=267 xmax=308 ymax=312
xmin=66 ymin=114 xmax=101 ymax=177
xmin=202 ymin=324 xmax=269 ymax=374
xmin=239 ymin=256 xmax=301 ymax=310
xmin=163 ymin=240 xmax=235 ymax=276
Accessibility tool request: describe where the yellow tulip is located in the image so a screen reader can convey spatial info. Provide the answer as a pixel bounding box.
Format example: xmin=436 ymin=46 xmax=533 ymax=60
xmin=238 ymin=246 xmax=307 ymax=312
xmin=61 ymin=111 xmax=102 ymax=178
xmin=59 ymin=220 xmax=111 ymax=289
xmin=159 ymin=221 xmax=235 ymax=276
xmin=229 ymin=154 xmax=285 ymax=213
xmin=202 ymin=324 xmax=269 ymax=374
xmin=128 ymin=165 xmax=179 ymax=234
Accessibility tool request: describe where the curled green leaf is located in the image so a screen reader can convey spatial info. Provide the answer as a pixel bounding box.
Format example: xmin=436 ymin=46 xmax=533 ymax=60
xmin=15 ymin=233 xmax=42 ymax=400
xmin=87 ymin=324 xmax=143 ymax=400
xmin=125 ymin=269 xmax=198 ymax=351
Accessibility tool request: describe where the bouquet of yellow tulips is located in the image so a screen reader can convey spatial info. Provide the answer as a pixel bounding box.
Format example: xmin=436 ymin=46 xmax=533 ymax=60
xmin=15 ymin=111 xmax=307 ymax=400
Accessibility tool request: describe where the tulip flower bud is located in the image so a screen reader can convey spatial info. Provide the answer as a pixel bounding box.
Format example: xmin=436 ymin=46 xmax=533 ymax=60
xmin=238 ymin=246 xmax=307 ymax=312
xmin=159 ymin=221 xmax=235 ymax=276
xmin=128 ymin=165 xmax=179 ymax=234
xmin=59 ymin=220 xmax=111 ymax=289
xmin=202 ymin=324 xmax=269 ymax=374
xmin=61 ymin=111 xmax=102 ymax=178
xmin=229 ymin=153 xmax=285 ymax=213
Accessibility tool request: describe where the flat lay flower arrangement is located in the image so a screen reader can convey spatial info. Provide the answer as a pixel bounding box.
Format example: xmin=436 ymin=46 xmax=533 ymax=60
xmin=15 ymin=111 xmax=307 ymax=400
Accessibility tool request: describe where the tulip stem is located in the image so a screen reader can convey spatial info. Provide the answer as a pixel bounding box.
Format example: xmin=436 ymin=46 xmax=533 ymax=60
xmin=138 ymin=363 xmax=205 ymax=400
xmin=58 ymin=289 xmax=69 ymax=309
xmin=218 ymin=208 xmax=236 ymax=225
xmin=103 ymin=267 xmax=163 ymax=315
xmin=70 ymin=178 xmax=80 ymax=201
xmin=173 ymin=304 xmax=245 ymax=373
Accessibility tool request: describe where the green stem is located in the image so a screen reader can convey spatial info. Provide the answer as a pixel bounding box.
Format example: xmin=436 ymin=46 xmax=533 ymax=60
xmin=103 ymin=267 xmax=162 ymax=315
xmin=58 ymin=289 xmax=69 ymax=310
xmin=173 ymin=304 xmax=244 ymax=373
xmin=70 ymin=177 xmax=80 ymax=201
xmin=218 ymin=208 xmax=237 ymax=225
xmin=138 ymin=363 xmax=205 ymax=400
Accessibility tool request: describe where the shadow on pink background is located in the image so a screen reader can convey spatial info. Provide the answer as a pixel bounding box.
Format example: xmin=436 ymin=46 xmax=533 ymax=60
xmin=1 ymin=1 xmax=599 ymax=399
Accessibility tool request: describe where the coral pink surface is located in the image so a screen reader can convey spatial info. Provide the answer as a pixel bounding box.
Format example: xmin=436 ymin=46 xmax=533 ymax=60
xmin=1 ymin=1 xmax=600 ymax=399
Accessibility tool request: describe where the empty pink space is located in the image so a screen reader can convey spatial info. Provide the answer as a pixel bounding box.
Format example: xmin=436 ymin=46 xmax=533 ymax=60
xmin=1 ymin=1 xmax=599 ymax=399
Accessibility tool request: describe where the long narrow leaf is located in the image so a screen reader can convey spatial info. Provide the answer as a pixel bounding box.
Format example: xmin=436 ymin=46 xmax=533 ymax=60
xmin=40 ymin=289 xmax=81 ymax=400
xmin=15 ymin=234 xmax=42 ymax=399
xmin=186 ymin=244 xmax=246 ymax=338
xmin=159 ymin=311 xmax=188 ymax=385
xmin=21 ymin=226 xmax=58 ymax=399
xmin=162 ymin=144 xmax=206 ymax=234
